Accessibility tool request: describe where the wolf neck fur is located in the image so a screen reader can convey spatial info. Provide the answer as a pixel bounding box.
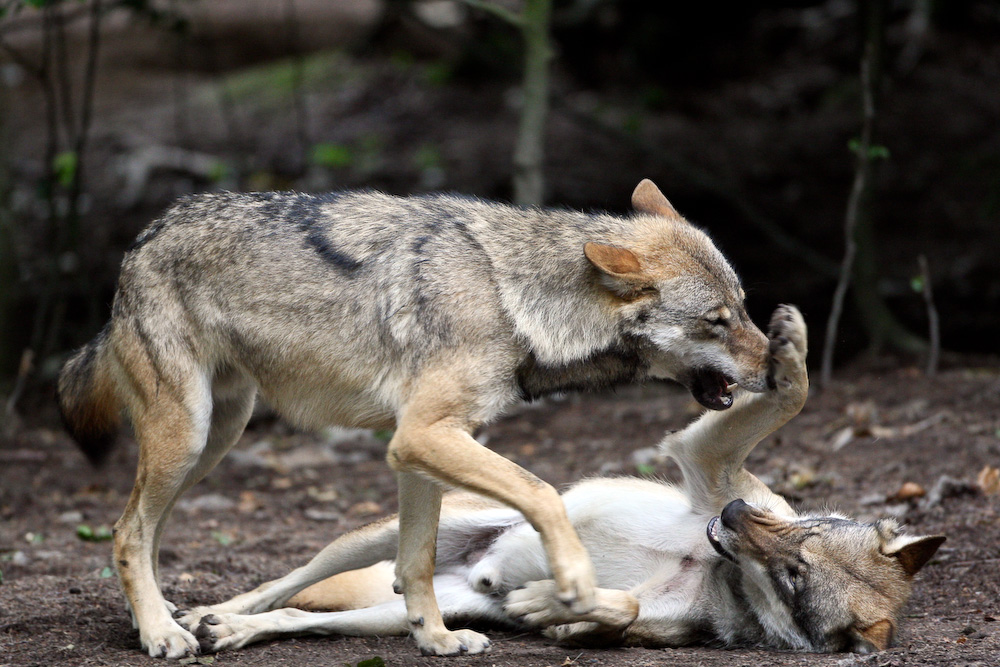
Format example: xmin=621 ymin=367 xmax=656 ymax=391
xmin=697 ymin=560 xmax=797 ymax=649
xmin=462 ymin=201 xmax=662 ymax=366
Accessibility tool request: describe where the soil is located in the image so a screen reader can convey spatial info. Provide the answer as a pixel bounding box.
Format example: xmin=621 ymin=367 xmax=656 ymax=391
xmin=2 ymin=365 xmax=1000 ymax=667
xmin=2 ymin=2 xmax=1000 ymax=666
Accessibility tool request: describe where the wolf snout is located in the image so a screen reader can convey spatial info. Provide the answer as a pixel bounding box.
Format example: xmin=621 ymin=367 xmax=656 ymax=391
xmin=720 ymin=499 xmax=750 ymax=529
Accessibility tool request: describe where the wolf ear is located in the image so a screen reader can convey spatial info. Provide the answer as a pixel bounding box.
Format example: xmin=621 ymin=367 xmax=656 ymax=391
xmin=853 ymin=619 xmax=894 ymax=652
xmin=885 ymin=535 xmax=946 ymax=577
xmin=584 ymin=242 xmax=641 ymax=275
xmin=584 ymin=242 xmax=652 ymax=298
xmin=632 ymin=179 xmax=679 ymax=218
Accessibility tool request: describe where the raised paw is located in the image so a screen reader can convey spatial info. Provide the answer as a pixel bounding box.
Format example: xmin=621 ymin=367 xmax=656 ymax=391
xmin=766 ymin=304 xmax=808 ymax=398
xmin=415 ymin=628 xmax=491 ymax=656
xmin=504 ymin=580 xmax=576 ymax=628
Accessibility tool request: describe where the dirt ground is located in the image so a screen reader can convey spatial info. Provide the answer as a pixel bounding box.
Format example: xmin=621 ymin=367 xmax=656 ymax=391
xmin=2 ymin=364 xmax=999 ymax=666
xmin=2 ymin=2 xmax=1000 ymax=666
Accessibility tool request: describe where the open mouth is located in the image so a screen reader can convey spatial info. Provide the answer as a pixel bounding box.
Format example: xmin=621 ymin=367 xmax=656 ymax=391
xmin=690 ymin=368 xmax=735 ymax=410
xmin=707 ymin=516 xmax=736 ymax=562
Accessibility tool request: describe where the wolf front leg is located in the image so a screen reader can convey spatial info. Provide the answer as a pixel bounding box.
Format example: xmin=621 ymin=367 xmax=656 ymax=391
xmin=658 ymin=304 xmax=809 ymax=514
xmin=387 ymin=371 xmax=596 ymax=655
xmin=391 ymin=471 xmax=492 ymax=655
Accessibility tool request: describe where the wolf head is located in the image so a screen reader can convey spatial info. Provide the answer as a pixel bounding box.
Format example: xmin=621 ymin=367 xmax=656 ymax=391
xmin=707 ymin=498 xmax=945 ymax=652
xmin=584 ymin=180 xmax=769 ymax=409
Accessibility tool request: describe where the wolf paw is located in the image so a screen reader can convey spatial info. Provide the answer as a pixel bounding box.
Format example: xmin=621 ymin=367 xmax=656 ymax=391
xmin=766 ymin=304 xmax=807 ymax=394
xmin=139 ymin=618 xmax=200 ymax=659
xmin=190 ymin=613 xmax=256 ymax=654
xmin=414 ymin=628 xmax=492 ymax=656
xmin=505 ymin=580 xmax=576 ymax=627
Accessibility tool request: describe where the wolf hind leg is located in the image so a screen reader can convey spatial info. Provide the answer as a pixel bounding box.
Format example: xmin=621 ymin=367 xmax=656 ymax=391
xmin=177 ymin=513 xmax=401 ymax=631
xmin=113 ymin=357 xmax=214 ymax=658
xmin=194 ymin=574 xmax=504 ymax=654
xmin=115 ymin=353 xmax=257 ymax=659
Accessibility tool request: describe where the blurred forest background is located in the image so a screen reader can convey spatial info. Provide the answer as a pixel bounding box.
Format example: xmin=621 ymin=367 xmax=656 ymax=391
xmin=0 ymin=0 xmax=998 ymax=422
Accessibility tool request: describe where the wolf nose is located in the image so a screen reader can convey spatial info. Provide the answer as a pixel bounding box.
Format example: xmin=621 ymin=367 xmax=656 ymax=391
xmin=721 ymin=499 xmax=749 ymax=529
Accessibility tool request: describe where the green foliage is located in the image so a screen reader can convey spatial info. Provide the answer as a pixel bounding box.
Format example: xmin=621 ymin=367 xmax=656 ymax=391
xmin=76 ymin=524 xmax=113 ymax=542
xmin=311 ymin=143 xmax=353 ymax=169
xmin=221 ymin=52 xmax=347 ymax=105
xmin=413 ymin=144 xmax=443 ymax=171
xmin=639 ymin=85 xmax=669 ymax=111
xmin=910 ymin=275 xmax=925 ymax=294
xmin=636 ymin=463 xmax=656 ymax=476
xmin=356 ymin=658 xmax=386 ymax=667
xmin=622 ymin=112 xmax=643 ymax=136
xmin=211 ymin=530 xmax=234 ymax=547
xmin=99 ymin=566 xmax=114 ymax=578
xmin=848 ymin=138 xmax=890 ymax=160
xmin=207 ymin=160 xmax=230 ymax=184
xmin=389 ymin=50 xmax=416 ymax=71
xmin=423 ymin=61 xmax=454 ymax=86
xmin=373 ymin=429 xmax=394 ymax=443
xmin=52 ymin=151 xmax=78 ymax=189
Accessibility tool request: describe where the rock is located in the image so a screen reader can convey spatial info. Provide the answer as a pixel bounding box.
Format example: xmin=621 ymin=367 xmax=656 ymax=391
xmin=304 ymin=508 xmax=341 ymax=522
xmin=177 ymin=494 xmax=237 ymax=513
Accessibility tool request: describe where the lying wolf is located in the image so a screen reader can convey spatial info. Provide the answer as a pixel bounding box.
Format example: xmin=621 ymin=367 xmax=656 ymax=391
xmin=180 ymin=305 xmax=944 ymax=654
xmin=59 ymin=180 xmax=773 ymax=658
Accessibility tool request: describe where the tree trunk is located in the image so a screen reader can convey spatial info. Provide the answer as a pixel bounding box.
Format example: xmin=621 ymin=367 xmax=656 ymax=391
xmin=512 ymin=0 xmax=553 ymax=206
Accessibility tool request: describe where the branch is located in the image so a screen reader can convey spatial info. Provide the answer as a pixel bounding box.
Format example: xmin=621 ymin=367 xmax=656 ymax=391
xmin=459 ymin=0 xmax=525 ymax=27
xmin=0 ymin=2 xmax=91 ymax=38
xmin=917 ymin=255 xmax=939 ymax=376
xmin=820 ymin=7 xmax=880 ymax=387
xmin=511 ymin=0 xmax=552 ymax=205
xmin=0 ymin=35 xmax=42 ymax=77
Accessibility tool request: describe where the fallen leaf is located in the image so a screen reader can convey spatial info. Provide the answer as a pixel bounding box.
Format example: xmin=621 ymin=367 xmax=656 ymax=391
xmin=347 ymin=501 xmax=382 ymax=518
xmin=307 ymin=486 xmax=339 ymax=502
xmin=238 ymin=490 xmax=259 ymax=513
xmin=977 ymin=466 xmax=999 ymax=495
xmin=789 ymin=467 xmax=816 ymax=490
xmin=889 ymin=482 xmax=926 ymax=502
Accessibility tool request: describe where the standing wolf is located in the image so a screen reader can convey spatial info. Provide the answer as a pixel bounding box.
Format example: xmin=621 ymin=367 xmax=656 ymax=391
xmin=58 ymin=180 xmax=771 ymax=658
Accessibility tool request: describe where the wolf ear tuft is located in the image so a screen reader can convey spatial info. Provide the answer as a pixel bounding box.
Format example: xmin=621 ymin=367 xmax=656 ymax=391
xmin=886 ymin=535 xmax=946 ymax=577
xmin=632 ymin=179 xmax=679 ymax=218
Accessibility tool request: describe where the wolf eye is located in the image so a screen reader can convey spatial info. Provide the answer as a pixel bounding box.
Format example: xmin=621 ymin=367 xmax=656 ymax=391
xmin=786 ymin=566 xmax=800 ymax=593
xmin=704 ymin=315 xmax=729 ymax=327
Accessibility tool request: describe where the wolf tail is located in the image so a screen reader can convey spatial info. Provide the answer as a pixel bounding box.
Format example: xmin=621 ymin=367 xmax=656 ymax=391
xmin=57 ymin=325 xmax=121 ymax=465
